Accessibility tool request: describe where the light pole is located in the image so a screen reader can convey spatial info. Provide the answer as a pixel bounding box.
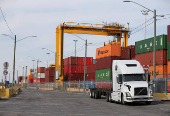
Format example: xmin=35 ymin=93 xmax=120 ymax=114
xmin=141 ymin=10 xmax=149 ymax=39
xmin=2 ymin=34 xmax=37 ymax=86
xmin=28 ymin=56 xmax=41 ymax=89
xmin=71 ymin=34 xmax=92 ymax=92
xmin=73 ymin=40 xmax=78 ymax=57
xmin=32 ymin=60 xmax=35 ymax=74
xmin=25 ymin=66 xmax=27 ymax=89
xmin=42 ymin=48 xmax=59 ymax=88
xmin=123 ymin=1 xmax=164 ymax=79
xmin=46 ymin=53 xmax=50 ymax=68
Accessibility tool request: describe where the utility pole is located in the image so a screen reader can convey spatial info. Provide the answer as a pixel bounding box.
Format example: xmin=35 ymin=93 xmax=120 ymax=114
xmin=36 ymin=59 xmax=40 ymax=89
xmin=17 ymin=70 xmax=18 ymax=84
xmin=83 ymin=40 xmax=87 ymax=92
xmin=25 ymin=66 xmax=27 ymax=89
xmin=32 ymin=60 xmax=35 ymax=73
xmin=46 ymin=53 xmax=50 ymax=68
xmin=13 ymin=35 xmax=16 ymax=86
xmin=153 ymin=9 xmax=156 ymax=79
xmin=73 ymin=40 xmax=78 ymax=57
xmin=54 ymin=52 xmax=57 ymax=89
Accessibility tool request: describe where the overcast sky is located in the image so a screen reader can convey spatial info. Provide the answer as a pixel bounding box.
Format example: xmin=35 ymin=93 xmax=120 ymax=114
xmin=0 ymin=0 xmax=170 ymax=82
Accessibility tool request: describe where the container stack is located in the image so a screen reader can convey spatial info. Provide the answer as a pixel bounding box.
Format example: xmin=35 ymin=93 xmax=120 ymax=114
xmin=95 ymin=43 xmax=121 ymax=88
xmin=45 ymin=67 xmax=55 ymax=82
xmin=167 ymin=25 xmax=170 ymax=88
xmin=87 ymin=64 xmax=96 ymax=81
xmin=135 ymin=34 xmax=167 ymax=80
xmin=18 ymin=76 xmax=23 ymax=84
xmin=33 ymin=67 xmax=45 ymax=83
xmin=63 ymin=56 xmax=93 ymax=81
xmin=121 ymin=45 xmax=135 ymax=60
xmin=27 ymin=75 xmax=33 ymax=83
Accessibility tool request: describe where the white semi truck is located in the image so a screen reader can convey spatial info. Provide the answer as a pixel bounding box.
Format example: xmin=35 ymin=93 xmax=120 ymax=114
xmin=90 ymin=60 xmax=153 ymax=105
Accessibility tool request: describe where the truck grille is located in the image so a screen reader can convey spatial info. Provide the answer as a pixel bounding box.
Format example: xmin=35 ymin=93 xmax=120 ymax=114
xmin=134 ymin=87 xmax=147 ymax=96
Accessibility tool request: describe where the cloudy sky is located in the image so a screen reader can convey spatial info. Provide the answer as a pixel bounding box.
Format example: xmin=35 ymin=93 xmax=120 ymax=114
xmin=0 ymin=0 xmax=170 ymax=82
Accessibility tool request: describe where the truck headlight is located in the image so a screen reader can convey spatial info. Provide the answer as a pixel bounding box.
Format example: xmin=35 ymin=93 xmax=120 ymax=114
xmin=126 ymin=92 xmax=131 ymax=97
xmin=150 ymin=91 xmax=153 ymax=96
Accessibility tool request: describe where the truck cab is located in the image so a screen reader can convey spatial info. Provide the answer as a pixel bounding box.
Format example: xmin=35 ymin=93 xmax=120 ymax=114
xmin=111 ymin=60 xmax=153 ymax=104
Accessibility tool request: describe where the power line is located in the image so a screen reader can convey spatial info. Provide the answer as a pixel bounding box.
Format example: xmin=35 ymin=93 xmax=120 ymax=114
xmin=131 ymin=17 xmax=154 ymax=32
xmin=0 ymin=7 xmax=15 ymax=36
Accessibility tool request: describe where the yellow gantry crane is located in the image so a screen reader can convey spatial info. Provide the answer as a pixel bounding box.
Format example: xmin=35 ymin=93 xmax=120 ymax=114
xmin=56 ymin=22 xmax=129 ymax=81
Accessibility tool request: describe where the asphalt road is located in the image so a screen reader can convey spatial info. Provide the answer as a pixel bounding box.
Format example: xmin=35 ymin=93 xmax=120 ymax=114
xmin=0 ymin=89 xmax=170 ymax=116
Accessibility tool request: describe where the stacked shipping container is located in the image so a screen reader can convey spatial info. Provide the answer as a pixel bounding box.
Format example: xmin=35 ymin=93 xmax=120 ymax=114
xmin=135 ymin=34 xmax=168 ymax=80
xmin=45 ymin=67 xmax=55 ymax=82
xmin=63 ymin=57 xmax=93 ymax=81
xmin=167 ymin=25 xmax=170 ymax=88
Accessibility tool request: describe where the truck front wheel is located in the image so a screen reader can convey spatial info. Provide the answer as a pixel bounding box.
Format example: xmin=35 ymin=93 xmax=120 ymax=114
xmin=106 ymin=92 xmax=109 ymax=102
xmin=121 ymin=94 xmax=126 ymax=105
xmin=95 ymin=90 xmax=99 ymax=99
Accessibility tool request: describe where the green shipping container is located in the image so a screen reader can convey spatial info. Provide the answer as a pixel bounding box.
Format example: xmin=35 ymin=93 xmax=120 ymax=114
xmin=135 ymin=34 xmax=167 ymax=54
xmin=168 ymin=43 xmax=170 ymax=60
xmin=93 ymin=59 xmax=96 ymax=64
xmin=95 ymin=68 xmax=112 ymax=81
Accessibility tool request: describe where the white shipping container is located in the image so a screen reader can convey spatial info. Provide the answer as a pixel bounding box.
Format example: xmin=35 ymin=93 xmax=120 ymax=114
xmin=38 ymin=73 xmax=45 ymax=78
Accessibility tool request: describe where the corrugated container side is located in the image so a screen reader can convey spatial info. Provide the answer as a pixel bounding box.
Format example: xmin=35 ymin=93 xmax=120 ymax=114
xmin=77 ymin=65 xmax=84 ymax=73
xmin=78 ymin=57 xmax=84 ymax=65
xmin=167 ymin=61 xmax=170 ymax=75
xmin=87 ymin=64 xmax=96 ymax=73
xmin=45 ymin=70 xmax=55 ymax=77
xmin=86 ymin=57 xmax=93 ymax=65
xmin=96 ymin=44 xmax=121 ymax=59
xmin=127 ymin=45 xmax=135 ymax=58
xmin=68 ymin=65 xmax=77 ymax=73
xmin=135 ymin=50 xmax=167 ymax=66
xmin=121 ymin=47 xmax=130 ymax=59
xmin=27 ymin=75 xmax=33 ymax=79
xmin=168 ymin=25 xmax=170 ymax=42
xmin=96 ymin=56 xmax=120 ymax=70
xmin=37 ymin=78 xmax=45 ymax=83
xmin=38 ymin=73 xmax=45 ymax=78
xmin=64 ymin=66 xmax=69 ymax=74
xmin=95 ymin=68 xmax=112 ymax=81
xmin=149 ymin=65 xmax=167 ymax=79
xmin=64 ymin=58 xmax=69 ymax=66
xmin=46 ymin=67 xmax=55 ymax=71
xmin=69 ymin=57 xmax=78 ymax=65
xmin=45 ymin=76 xmax=54 ymax=82
xmin=38 ymin=67 xmax=45 ymax=73
xmin=67 ymin=73 xmax=84 ymax=81
xmin=168 ymin=43 xmax=170 ymax=60
xmin=87 ymin=73 xmax=95 ymax=81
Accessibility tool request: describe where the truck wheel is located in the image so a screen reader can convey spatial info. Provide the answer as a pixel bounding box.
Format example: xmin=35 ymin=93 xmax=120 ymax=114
xmin=98 ymin=90 xmax=101 ymax=99
xmin=92 ymin=90 xmax=95 ymax=99
xmin=95 ymin=90 xmax=99 ymax=99
xmin=121 ymin=94 xmax=126 ymax=105
xmin=145 ymin=102 xmax=151 ymax=105
xmin=106 ymin=92 xmax=109 ymax=102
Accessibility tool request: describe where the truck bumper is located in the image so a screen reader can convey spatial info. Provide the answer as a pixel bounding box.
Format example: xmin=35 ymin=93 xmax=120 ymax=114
xmin=126 ymin=97 xmax=153 ymax=102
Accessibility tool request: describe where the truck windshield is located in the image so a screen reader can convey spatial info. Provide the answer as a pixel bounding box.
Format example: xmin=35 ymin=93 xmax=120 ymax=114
xmin=123 ymin=74 xmax=145 ymax=82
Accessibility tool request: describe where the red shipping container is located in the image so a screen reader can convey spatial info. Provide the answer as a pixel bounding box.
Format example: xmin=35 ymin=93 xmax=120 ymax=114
xmin=63 ymin=74 xmax=68 ymax=81
xmin=69 ymin=57 xmax=78 ymax=65
xmin=45 ymin=77 xmax=54 ymax=82
xmin=86 ymin=57 xmax=93 ymax=65
xmin=38 ymin=67 xmax=45 ymax=73
xmin=64 ymin=66 xmax=69 ymax=74
xmin=46 ymin=67 xmax=55 ymax=71
xmin=95 ymin=81 xmax=112 ymax=88
xmin=67 ymin=73 xmax=84 ymax=81
xmin=128 ymin=45 xmax=135 ymax=58
xmin=168 ymin=25 xmax=170 ymax=42
xmin=87 ymin=64 xmax=96 ymax=73
xmin=87 ymin=73 xmax=95 ymax=81
xmin=64 ymin=58 xmax=69 ymax=66
xmin=37 ymin=78 xmax=45 ymax=83
xmin=77 ymin=65 xmax=84 ymax=73
xmin=78 ymin=57 xmax=84 ymax=65
xmin=28 ymin=79 xmax=33 ymax=83
xmin=68 ymin=65 xmax=77 ymax=73
xmin=121 ymin=47 xmax=130 ymax=59
xmin=96 ymin=56 xmax=121 ymax=70
xmin=33 ymin=78 xmax=37 ymax=83
xmin=18 ymin=76 xmax=23 ymax=83
xmin=45 ymin=70 xmax=55 ymax=77
xmin=135 ymin=50 xmax=167 ymax=66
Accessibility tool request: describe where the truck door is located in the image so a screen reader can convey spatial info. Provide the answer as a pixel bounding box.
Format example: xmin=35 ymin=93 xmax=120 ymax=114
xmin=116 ymin=74 xmax=122 ymax=101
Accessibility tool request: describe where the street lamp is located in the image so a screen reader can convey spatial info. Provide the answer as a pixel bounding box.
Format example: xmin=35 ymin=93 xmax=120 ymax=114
xmin=71 ymin=34 xmax=92 ymax=92
xmin=123 ymin=1 xmax=164 ymax=79
xmin=2 ymin=34 xmax=37 ymax=86
xmin=141 ymin=10 xmax=149 ymax=39
xmin=46 ymin=53 xmax=50 ymax=68
xmin=42 ymin=48 xmax=59 ymax=88
xmin=73 ymin=40 xmax=78 ymax=57
xmin=32 ymin=60 xmax=35 ymax=73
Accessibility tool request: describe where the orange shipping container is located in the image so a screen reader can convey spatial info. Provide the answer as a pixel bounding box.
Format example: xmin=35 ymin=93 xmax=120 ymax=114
xmin=149 ymin=65 xmax=167 ymax=80
xmin=96 ymin=44 xmax=121 ymax=59
xmin=27 ymin=75 xmax=33 ymax=79
xmin=167 ymin=61 xmax=170 ymax=74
